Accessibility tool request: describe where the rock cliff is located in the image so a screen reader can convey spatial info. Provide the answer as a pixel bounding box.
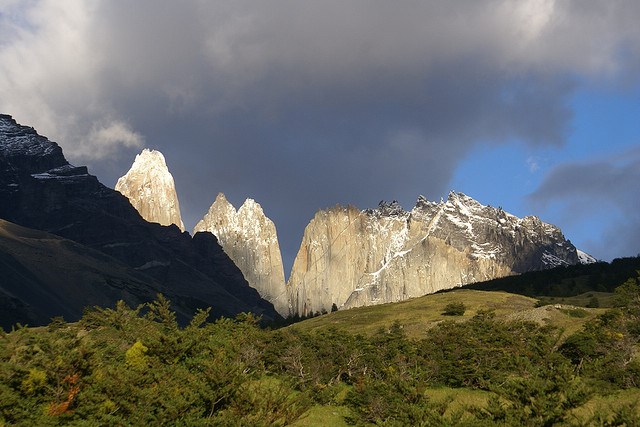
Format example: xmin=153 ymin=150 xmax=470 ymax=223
xmin=287 ymin=193 xmax=584 ymax=316
xmin=194 ymin=193 xmax=289 ymax=316
xmin=116 ymin=149 xmax=185 ymax=231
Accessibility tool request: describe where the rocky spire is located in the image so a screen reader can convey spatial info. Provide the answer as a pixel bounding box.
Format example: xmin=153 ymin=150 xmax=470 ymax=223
xmin=115 ymin=149 xmax=185 ymax=231
xmin=194 ymin=193 xmax=289 ymax=316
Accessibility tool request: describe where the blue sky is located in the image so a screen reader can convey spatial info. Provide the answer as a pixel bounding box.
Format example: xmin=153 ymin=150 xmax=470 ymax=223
xmin=1 ymin=1 xmax=639 ymax=270
xmin=451 ymin=87 xmax=640 ymax=260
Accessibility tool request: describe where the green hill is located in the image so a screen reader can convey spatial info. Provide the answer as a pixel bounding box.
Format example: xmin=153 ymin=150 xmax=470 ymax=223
xmin=289 ymin=288 xmax=602 ymax=339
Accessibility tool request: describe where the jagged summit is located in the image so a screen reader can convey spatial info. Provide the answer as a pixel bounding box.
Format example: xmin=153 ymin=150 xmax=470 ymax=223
xmin=365 ymin=200 xmax=407 ymax=217
xmin=116 ymin=148 xmax=185 ymax=231
xmin=409 ymin=191 xmax=579 ymax=269
xmin=287 ymin=191 xmax=589 ymax=315
xmin=194 ymin=193 xmax=289 ymax=316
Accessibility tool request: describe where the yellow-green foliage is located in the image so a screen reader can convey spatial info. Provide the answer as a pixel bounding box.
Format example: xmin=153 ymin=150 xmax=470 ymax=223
xmin=125 ymin=340 xmax=148 ymax=369
xmin=20 ymin=368 xmax=47 ymax=395
xmin=99 ymin=399 xmax=117 ymax=415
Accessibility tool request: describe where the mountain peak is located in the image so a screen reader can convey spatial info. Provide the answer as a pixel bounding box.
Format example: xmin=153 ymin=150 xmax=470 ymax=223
xmin=204 ymin=192 xmax=237 ymax=220
xmin=213 ymin=192 xmax=233 ymax=207
xmin=194 ymin=195 xmax=288 ymax=316
xmin=365 ymin=200 xmax=407 ymax=217
xmin=115 ymin=148 xmax=185 ymax=231
xmin=238 ymin=198 xmax=267 ymax=218
xmin=134 ymin=148 xmax=168 ymax=169
xmin=288 ymin=190 xmax=586 ymax=315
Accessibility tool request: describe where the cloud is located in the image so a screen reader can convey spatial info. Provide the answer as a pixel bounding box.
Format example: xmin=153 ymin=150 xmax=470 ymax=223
xmin=83 ymin=121 xmax=144 ymax=160
xmin=2 ymin=0 xmax=640 ymax=268
xmin=526 ymin=157 xmax=540 ymax=173
xmin=529 ymin=146 xmax=640 ymax=260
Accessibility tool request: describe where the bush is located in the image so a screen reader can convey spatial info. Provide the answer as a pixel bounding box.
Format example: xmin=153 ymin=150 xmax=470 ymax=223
xmin=586 ymin=297 xmax=600 ymax=308
xmin=442 ymin=302 xmax=466 ymax=316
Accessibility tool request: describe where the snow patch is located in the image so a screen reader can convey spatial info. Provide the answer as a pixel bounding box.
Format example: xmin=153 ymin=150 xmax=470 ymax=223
xmin=541 ymin=251 xmax=570 ymax=268
xmin=577 ymin=249 xmax=597 ymax=264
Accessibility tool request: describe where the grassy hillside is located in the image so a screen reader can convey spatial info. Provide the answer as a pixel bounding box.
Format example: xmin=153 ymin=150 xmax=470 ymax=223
xmin=290 ymin=289 xmax=603 ymax=339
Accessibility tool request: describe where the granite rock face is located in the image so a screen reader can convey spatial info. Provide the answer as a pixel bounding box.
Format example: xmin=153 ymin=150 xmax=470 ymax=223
xmin=194 ymin=193 xmax=289 ymax=316
xmin=287 ymin=193 xmax=584 ymax=316
xmin=0 ymin=114 xmax=280 ymax=324
xmin=116 ymin=149 xmax=185 ymax=231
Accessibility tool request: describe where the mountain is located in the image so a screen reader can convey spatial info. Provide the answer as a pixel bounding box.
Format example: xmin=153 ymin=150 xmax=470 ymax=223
xmin=194 ymin=193 xmax=289 ymax=316
xmin=115 ymin=149 xmax=185 ymax=231
xmin=0 ymin=218 xmax=166 ymax=329
xmin=287 ymin=192 xmax=587 ymax=315
xmin=108 ymin=135 xmax=593 ymax=319
xmin=0 ymin=114 xmax=280 ymax=326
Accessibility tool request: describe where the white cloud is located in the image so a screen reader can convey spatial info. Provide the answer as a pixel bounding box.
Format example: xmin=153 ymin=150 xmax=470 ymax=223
xmin=0 ymin=0 xmax=143 ymax=161
xmin=526 ymin=156 xmax=540 ymax=173
xmin=82 ymin=121 xmax=144 ymax=160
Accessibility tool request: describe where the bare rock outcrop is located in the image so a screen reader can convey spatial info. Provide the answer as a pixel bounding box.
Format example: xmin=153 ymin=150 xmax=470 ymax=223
xmin=116 ymin=149 xmax=185 ymax=231
xmin=194 ymin=193 xmax=289 ymax=316
xmin=287 ymin=192 xmax=583 ymax=316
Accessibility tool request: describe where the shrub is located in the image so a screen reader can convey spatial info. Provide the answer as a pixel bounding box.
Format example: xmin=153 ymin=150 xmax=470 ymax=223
xmin=125 ymin=340 xmax=149 ymax=369
xmin=586 ymin=297 xmax=600 ymax=308
xmin=442 ymin=302 xmax=466 ymax=316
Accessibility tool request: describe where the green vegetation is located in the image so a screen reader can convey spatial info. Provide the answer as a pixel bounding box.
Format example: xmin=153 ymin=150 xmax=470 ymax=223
xmin=536 ymin=291 xmax=616 ymax=309
xmin=1 ymin=272 xmax=639 ymax=425
xmin=442 ymin=301 xmax=466 ymax=316
xmin=288 ymin=289 xmax=599 ymax=339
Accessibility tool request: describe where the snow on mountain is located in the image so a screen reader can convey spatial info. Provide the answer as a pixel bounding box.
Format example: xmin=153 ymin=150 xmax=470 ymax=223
xmin=577 ymin=249 xmax=597 ymax=264
xmin=287 ymin=191 xmax=583 ymax=315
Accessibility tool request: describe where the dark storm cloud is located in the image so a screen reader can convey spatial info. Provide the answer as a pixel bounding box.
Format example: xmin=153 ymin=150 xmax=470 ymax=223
xmin=529 ymin=147 xmax=640 ymax=260
xmin=2 ymin=0 xmax=640 ymax=270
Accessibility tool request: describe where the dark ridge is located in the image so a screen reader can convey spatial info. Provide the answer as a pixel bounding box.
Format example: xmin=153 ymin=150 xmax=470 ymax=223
xmin=463 ymin=256 xmax=640 ymax=297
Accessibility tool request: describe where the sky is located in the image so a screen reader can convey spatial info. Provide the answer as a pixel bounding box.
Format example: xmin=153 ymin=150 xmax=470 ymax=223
xmin=1 ymin=0 xmax=639 ymax=274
